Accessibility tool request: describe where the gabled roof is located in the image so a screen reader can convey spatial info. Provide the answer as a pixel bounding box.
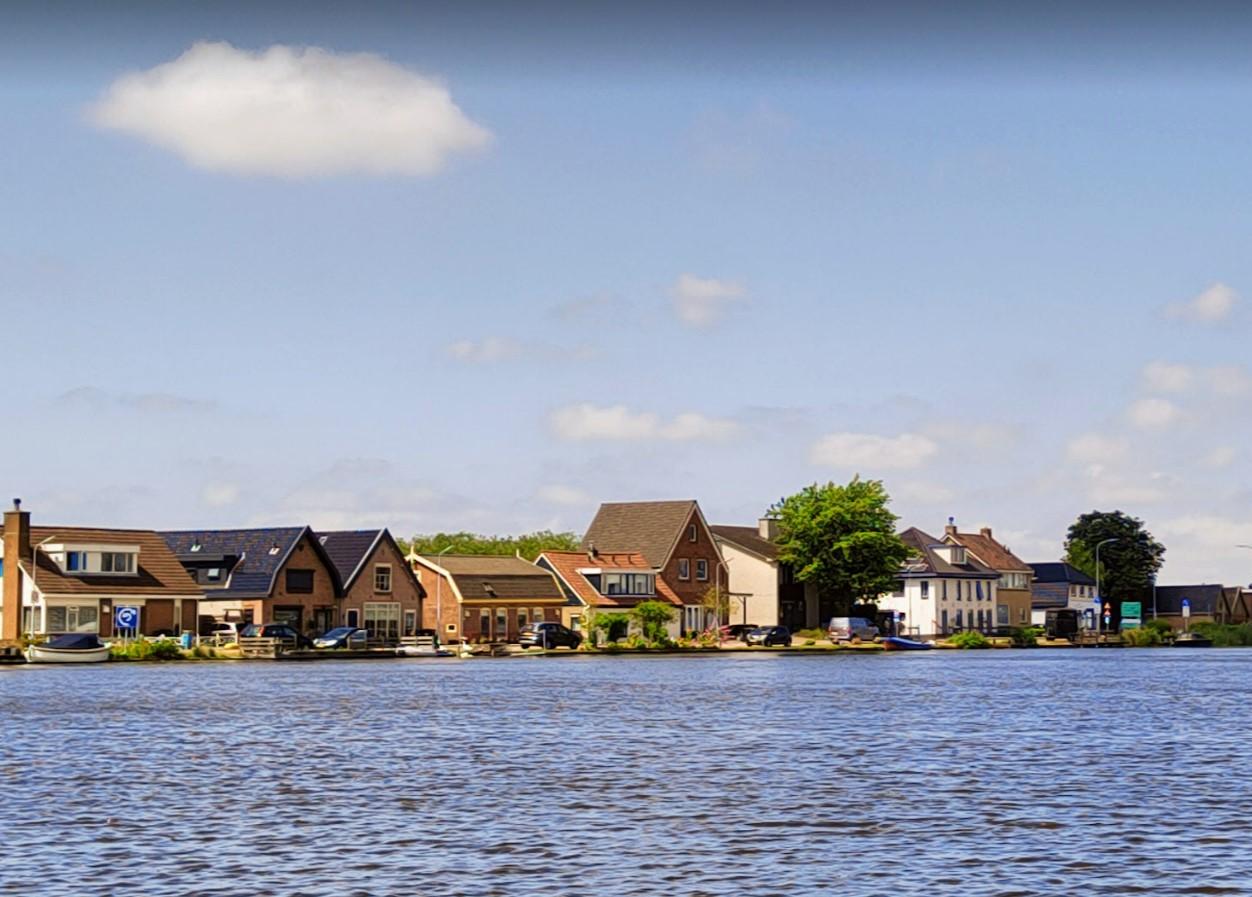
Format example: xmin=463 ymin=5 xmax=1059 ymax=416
xmin=898 ymin=527 xmax=999 ymax=579
xmin=1029 ymin=562 xmax=1095 ymax=586
xmin=710 ymin=525 xmax=778 ymax=561
xmin=581 ymin=500 xmax=704 ymax=568
xmin=1154 ymin=584 xmax=1223 ymax=615
xmin=317 ymin=529 xmax=425 ymax=597
xmin=945 ymin=530 xmax=1033 ymax=574
xmin=4 ymin=525 xmax=200 ymax=597
xmin=432 ymin=554 xmax=566 ymax=603
xmin=537 ymin=550 xmax=682 ymax=608
xmin=160 ymin=526 xmax=337 ymax=598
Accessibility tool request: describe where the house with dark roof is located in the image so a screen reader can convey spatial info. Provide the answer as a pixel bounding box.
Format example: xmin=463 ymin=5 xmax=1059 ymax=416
xmin=710 ymin=518 xmax=818 ymax=630
xmin=408 ymin=553 xmax=567 ymax=643
xmin=1028 ymin=561 xmax=1097 ymax=627
xmin=877 ymin=527 xmax=1001 ymax=637
xmin=2 ymin=500 xmax=202 ymax=641
xmin=319 ymin=530 xmax=425 ymax=641
xmin=582 ymin=500 xmax=727 ymax=635
xmin=161 ymin=526 xmax=341 ymax=636
xmin=941 ymin=521 xmax=1034 ymax=629
xmin=535 ymin=549 xmax=683 ymax=638
xmin=1152 ymin=584 xmax=1227 ymax=628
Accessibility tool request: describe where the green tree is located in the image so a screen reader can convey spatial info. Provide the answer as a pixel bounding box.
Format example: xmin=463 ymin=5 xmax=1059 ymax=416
xmin=769 ymin=478 xmax=910 ymax=615
xmin=1064 ymin=510 xmax=1165 ymax=601
xmin=400 ymin=530 xmax=580 ymax=561
xmin=631 ymin=600 xmax=676 ymax=645
xmin=590 ymin=612 xmax=631 ymax=645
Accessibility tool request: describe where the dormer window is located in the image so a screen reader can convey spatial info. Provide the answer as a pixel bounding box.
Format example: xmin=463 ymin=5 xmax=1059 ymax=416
xmin=63 ymin=548 xmax=138 ymax=575
xmin=190 ymin=542 xmax=202 ymax=553
xmin=268 ymin=543 xmax=281 ymax=556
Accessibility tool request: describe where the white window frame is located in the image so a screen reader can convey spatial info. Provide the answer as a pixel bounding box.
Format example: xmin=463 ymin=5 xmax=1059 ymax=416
xmin=695 ymin=559 xmax=709 ymax=581
xmin=374 ymin=564 xmax=392 ymax=593
xmin=363 ymin=602 xmax=401 ymax=641
xmin=677 ymin=559 xmax=690 ymax=581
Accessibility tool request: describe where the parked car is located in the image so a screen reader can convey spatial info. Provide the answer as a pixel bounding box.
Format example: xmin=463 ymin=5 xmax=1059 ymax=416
xmin=720 ymin=623 xmax=759 ymax=642
xmin=518 ymin=622 xmax=582 ymax=649
xmin=200 ymin=621 xmax=245 ymax=643
xmin=240 ymin=623 xmax=313 ymax=649
xmin=746 ymin=625 xmax=792 ymax=647
xmin=313 ymin=626 xmax=368 ymax=649
xmin=828 ymin=616 xmax=879 ymax=643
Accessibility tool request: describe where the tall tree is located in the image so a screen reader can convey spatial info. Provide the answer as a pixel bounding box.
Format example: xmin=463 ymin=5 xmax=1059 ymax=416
xmin=399 ymin=530 xmax=580 ymax=561
xmin=769 ymin=478 xmax=910 ymax=614
xmin=1065 ymin=510 xmax=1165 ymax=600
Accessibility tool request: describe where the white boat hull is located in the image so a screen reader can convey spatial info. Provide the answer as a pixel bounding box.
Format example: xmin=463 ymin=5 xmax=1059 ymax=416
xmin=24 ymin=645 xmax=111 ymax=664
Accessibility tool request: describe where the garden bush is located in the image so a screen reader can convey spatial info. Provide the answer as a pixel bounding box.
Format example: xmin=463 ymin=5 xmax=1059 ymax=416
xmin=948 ymin=630 xmax=991 ymax=649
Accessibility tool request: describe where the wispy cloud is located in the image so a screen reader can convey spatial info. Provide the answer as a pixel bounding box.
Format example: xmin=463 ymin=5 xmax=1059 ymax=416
xmin=1165 ymin=282 xmax=1238 ymax=323
xmin=445 ymin=338 xmax=594 ymax=364
xmin=549 ymin=403 xmax=739 ymax=442
xmin=90 ymin=41 xmax=491 ymax=178
xmin=1141 ymin=361 xmax=1194 ymax=393
xmin=1066 ymin=433 xmax=1129 ymax=465
xmin=670 ymin=274 xmax=746 ymax=327
xmin=200 ymin=483 xmax=240 ymax=508
xmin=809 ymin=432 xmax=938 ymax=470
xmin=535 ymin=484 xmax=591 ymax=507
xmin=56 ymin=386 xmax=217 ymax=414
xmin=1127 ymin=397 xmax=1181 ymax=429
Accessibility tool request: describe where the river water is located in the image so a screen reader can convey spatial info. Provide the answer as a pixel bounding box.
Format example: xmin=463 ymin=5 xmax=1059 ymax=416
xmin=2 ymin=650 xmax=1249 ymax=896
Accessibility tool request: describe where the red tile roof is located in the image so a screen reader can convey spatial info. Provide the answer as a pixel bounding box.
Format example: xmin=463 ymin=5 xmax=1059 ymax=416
xmin=539 ymin=550 xmax=682 ymax=608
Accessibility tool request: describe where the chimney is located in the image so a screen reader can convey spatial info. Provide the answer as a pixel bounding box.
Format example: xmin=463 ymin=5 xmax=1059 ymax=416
xmin=980 ymin=526 xmax=993 ymax=539
xmin=944 ymin=516 xmax=958 ymax=537
xmin=2 ymin=498 xmax=31 ymax=642
xmin=588 ymin=542 xmax=598 ymax=561
xmin=759 ymin=517 xmax=779 ymax=540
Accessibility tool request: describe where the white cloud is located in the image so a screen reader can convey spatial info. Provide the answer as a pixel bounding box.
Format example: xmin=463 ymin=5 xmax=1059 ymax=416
xmin=536 ymin=484 xmax=591 ymax=507
xmin=1066 ymin=433 xmax=1130 ymax=465
xmin=894 ymin=480 xmax=956 ymax=503
xmin=809 ymin=432 xmax=938 ymax=470
xmin=1127 ymin=397 xmax=1181 ymax=429
xmin=1206 ymin=365 xmax=1252 ymax=398
xmin=1157 ymin=515 xmax=1252 ymax=552
xmin=1201 ymin=445 xmax=1237 ymax=469
xmin=1166 ymin=282 xmax=1238 ymax=323
xmin=90 ymin=41 xmax=491 ymax=178
xmin=201 ymin=483 xmax=240 ymax=508
xmin=549 ymin=403 xmax=739 ymax=442
xmin=446 ymin=338 xmax=594 ymax=364
xmin=670 ymin=274 xmax=746 ymax=327
xmin=1141 ymin=361 xmax=1194 ymax=393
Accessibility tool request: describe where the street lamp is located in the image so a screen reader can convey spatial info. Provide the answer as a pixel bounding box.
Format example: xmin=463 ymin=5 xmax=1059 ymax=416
xmin=1095 ymin=538 xmax=1118 ymax=634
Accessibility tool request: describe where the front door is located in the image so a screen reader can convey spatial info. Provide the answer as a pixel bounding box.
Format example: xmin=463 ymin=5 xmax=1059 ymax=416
xmin=313 ymin=608 xmax=334 ymax=636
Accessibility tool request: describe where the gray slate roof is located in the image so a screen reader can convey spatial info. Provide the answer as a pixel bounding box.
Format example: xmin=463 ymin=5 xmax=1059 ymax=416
xmin=899 ymin=527 xmax=999 ymax=579
xmin=582 ymin=500 xmax=698 ymax=568
xmin=1029 ymin=562 xmax=1095 ymax=586
xmin=318 ymin=530 xmax=383 ymax=590
xmin=160 ymin=526 xmax=324 ymax=598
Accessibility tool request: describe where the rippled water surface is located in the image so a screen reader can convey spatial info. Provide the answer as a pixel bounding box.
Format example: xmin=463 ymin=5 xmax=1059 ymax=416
xmin=4 ymin=651 xmax=1252 ymax=896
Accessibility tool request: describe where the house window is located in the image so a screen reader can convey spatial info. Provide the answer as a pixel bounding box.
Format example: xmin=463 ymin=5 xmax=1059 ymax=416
xmin=374 ymin=564 xmax=392 ymax=593
xmin=518 ymin=609 xmax=529 ymax=630
xmin=285 ymin=569 xmax=314 ymax=593
xmin=940 ymin=609 xmax=949 ymax=633
xmin=955 ymin=609 xmax=964 ymax=629
xmin=207 ymin=567 xmax=223 ymax=582
xmin=495 ymin=608 xmax=508 ymax=641
xmin=533 ymin=607 xmax=545 ymax=623
xmin=976 ymin=582 xmax=983 ymax=601
xmin=363 ymin=602 xmax=400 ymax=641
xmin=479 ymin=609 xmax=491 ymax=638
xmin=404 ymin=611 xmax=417 ymax=636
xmin=46 ymin=605 xmax=99 ymax=634
xmin=689 ymin=524 xmax=698 ymax=543
xmin=677 ymin=559 xmax=690 ymax=581
xmin=941 ymin=580 xmax=948 ymax=600
xmin=103 ymin=552 xmax=136 ymax=574
xmin=346 ymin=609 xmax=359 ymax=628
xmin=695 ymin=560 xmax=709 ymax=581
xmin=603 ymin=573 xmax=655 ymax=595
xmin=997 ymin=604 xmax=1010 ymax=626
xmin=920 ymin=581 xmax=929 ymax=599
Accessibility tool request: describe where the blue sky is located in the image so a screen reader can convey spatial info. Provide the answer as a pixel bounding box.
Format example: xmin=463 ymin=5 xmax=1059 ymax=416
xmin=5 ymin=1 xmax=1252 ymax=582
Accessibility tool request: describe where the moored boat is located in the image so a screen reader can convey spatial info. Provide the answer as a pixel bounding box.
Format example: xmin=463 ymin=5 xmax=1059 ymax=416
xmin=24 ymin=634 xmax=110 ymax=663
xmin=882 ymin=636 xmax=933 ymax=651
xmin=1173 ymin=631 xmax=1213 ymax=648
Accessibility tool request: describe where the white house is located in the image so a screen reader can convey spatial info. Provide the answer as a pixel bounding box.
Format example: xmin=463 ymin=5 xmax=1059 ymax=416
xmin=877 ymin=527 xmax=1001 ymax=638
xmin=710 ymin=519 xmax=820 ymax=631
xmin=1028 ymin=562 xmax=1098 ymax=627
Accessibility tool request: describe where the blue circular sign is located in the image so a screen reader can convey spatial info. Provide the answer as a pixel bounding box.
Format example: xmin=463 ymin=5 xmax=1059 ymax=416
xmin=115 ymin=606 xmax=139 ymax=629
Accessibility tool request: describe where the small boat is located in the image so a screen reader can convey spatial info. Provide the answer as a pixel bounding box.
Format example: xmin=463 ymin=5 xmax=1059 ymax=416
xmin=395 ymin=636 xmax=453 ymax=658
xmin=1173 ymin=631 xmax=1213 ymax=648
xmin=25 ymin=633 xmax=111 ymax=664
xmin=882 ymin=636 xmax=933 ymax=651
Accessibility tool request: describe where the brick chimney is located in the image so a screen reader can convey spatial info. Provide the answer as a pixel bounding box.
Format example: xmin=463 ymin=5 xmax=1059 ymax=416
xmin=2 ymin=498 xmax=30 ymax=642
xmin=944 ymin=516 xmax=958 ymax=537
xmin=980 ymin=526 xmax=993 ymax=539
xmin=758 ymin=517 xmax=779 ymax=540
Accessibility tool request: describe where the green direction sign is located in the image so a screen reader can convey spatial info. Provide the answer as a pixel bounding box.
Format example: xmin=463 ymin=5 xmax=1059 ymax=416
xmin=1121 ymin=601 xmax=1143 ymax=630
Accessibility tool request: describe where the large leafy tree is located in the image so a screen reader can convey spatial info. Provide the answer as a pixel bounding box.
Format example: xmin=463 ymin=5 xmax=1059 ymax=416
xmin=399 ymin=530 xmax=580 ymax=561
xmin=1064 ymin=510 xmax=1165 ymax=600
xmin=769 ymin=478 xmax=910 ymax=613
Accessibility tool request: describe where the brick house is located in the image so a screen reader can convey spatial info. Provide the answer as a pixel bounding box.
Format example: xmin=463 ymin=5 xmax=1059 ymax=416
xmin=319 ymin=529 xmax=425 ymax=641
xmin=941 ymin=522 xmax=1035 ymax=630
xmin=408 ymin=553 xmax=566 ymax=643
xmin=581 ymin=500 xmax=728 ymax=635
xmin=1 ymin=500 xmax=201 ymax=641
xmin=535 ymin=548 xmax=683 ymax=638
xmin=161 ymin=527 xmax=341 ymax=637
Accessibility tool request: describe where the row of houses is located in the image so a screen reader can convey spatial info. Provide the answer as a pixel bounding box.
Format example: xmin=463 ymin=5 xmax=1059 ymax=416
xmin=0 ymin=497 xmax=1243 ymax=643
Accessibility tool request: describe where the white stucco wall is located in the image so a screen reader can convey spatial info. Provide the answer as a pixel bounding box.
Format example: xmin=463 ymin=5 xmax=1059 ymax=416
xmin=878 ymin=577 xmax=1001 ymax=637
xmin=717 ymin=541 xmax=779 ymax=627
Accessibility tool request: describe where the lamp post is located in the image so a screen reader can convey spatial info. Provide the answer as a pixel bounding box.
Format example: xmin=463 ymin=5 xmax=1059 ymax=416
xmin=1095 ymin=538 xmax=1118 ymax=634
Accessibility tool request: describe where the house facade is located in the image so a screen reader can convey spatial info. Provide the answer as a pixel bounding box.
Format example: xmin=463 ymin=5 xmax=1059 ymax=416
xmin=941 ymin=522 xmax=1034 ymax=630
xmin=535 ymin=549 xmax=684 ymax=639
xmin=409 ymin=553 xmax=566 ymax=643
xmin=162 ymin=527 xmax=340 ymax=637
xmin=1028 ymin=562 xmax=1097 ymax=627
xmin=2 ymin=501 xmax=201 ymax=640
xmin=878 ymin=527 xmax=1001 ymax=638
xmin=710 ymin=519 xmax=819 ymax=630
xmin=582 ymin=500 xmax=728 ymax=635
xmin=319 ymin=529 xmax=425 ymax=641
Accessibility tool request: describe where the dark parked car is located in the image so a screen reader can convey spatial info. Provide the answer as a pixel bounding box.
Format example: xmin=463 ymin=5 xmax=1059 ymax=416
xmin=313 ymin=626 xmax=368 ymax=649
xmin=720 ymin=623 xmax=759 ymax=642
xmin=518 ymin=622 xmax=582 ymax=649
xmin=240 ymin=623 xmax=313 ymax=649
xmin=746 ymin=625 xmax=792 ymax=647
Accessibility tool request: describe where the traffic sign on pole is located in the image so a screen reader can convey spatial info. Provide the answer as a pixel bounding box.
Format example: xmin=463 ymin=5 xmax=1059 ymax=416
xmin=115 ymin=605 xmax=140 ymax=632
xmin=1182 ymin=598 xmax=1191 ymax=619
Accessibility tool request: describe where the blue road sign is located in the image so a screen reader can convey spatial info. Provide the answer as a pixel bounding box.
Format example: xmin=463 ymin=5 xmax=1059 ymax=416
xmin=114 ymin=605 xmax=140 ymax=631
